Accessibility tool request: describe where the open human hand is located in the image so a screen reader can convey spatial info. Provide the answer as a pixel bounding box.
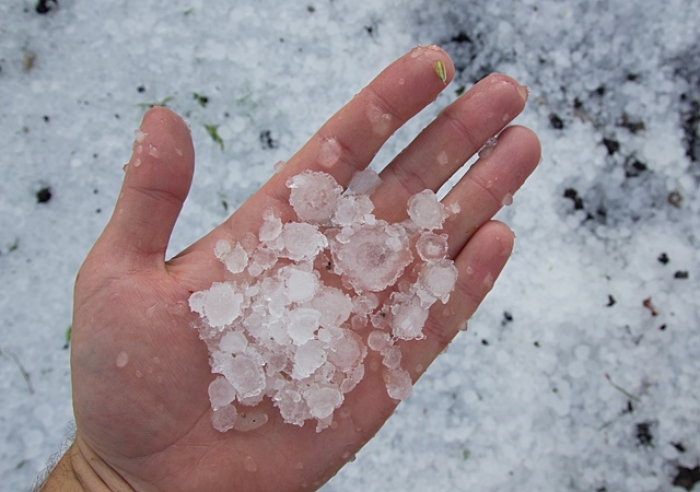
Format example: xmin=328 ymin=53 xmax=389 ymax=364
xmin=48 ymin=45 xmax=540 ymax=491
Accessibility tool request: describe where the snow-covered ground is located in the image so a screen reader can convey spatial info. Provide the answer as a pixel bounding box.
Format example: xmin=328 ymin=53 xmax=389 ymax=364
xmin=1 ymin=0 xmax=699 ymax=490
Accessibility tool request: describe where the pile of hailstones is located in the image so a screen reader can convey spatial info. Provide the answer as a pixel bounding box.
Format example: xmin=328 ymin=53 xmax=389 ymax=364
xmin=189 ymin=169 xmax=459 ymax=432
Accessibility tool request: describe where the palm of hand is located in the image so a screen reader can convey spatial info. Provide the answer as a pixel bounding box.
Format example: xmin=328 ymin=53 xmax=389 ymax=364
xmin=70 ymin=46 xmax=539 ymax=492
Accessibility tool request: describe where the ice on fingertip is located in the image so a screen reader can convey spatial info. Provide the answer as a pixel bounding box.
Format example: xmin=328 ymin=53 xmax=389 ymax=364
xmin=189 ymin=169 xmax=457 ymax=432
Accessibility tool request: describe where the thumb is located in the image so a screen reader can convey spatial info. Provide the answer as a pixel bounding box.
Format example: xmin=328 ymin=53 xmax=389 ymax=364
xmin=96 ymin=106 xmax=195 ymax=270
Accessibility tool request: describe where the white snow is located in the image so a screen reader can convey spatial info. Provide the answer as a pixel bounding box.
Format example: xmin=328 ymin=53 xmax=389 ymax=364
xmin=2 ymin=1 xmax=699 ymax=491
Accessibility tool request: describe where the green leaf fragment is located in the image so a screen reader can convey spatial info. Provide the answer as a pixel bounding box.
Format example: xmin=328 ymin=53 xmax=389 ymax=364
xmin=193 ymin=92 xmax=209 ymax=107
xmin=65 ymin=326 xmax=72 ymax=343
xmin=455 ymin=85 xmax=466 ymax=96
xmin=205 ymin=124 xmax=224 ymax=150
xmin=434 ymin=60 xmax=447 ymax=84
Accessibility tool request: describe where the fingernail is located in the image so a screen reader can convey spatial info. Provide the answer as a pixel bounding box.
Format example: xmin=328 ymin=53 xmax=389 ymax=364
xmin=517 ymin=83 xmax=530 ymax=102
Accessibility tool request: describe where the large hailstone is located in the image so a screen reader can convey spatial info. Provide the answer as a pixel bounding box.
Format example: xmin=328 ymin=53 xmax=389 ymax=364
xmin=330 ymin=222 xmax=413 ymax=293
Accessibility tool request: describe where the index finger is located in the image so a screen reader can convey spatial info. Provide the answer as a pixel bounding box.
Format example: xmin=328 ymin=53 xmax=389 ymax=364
xmin=256 ymin=45 xmax=455 ymax=206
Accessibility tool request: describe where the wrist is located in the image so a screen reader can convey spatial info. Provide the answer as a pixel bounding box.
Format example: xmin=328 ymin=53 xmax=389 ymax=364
xmin=41 ymin=434 xmax=135 ymax=492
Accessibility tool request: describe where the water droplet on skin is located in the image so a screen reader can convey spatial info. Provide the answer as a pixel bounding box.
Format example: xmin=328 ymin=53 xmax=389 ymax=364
xmin=502 ymin=113 xmax=511 ymax=122
xmin=174 ymin=148 xmax=184 ymax=157
xmin=243 ymin=456 xmax=258 ymax=472
xmin=437 ymin=151 xmax=448 ymax=166
xmin=483 ymin=273 xmax=494 ymax=289
xmin=409 ymin=46 xmax=422 ymax=58
xmin=134 ymin=158 xmax=142 ymax=167
xmin=415 ymin=363 xmax=424 ymax=373
xmin=148 ymin=143 xmax=159 ymax=157
xmin=459 ymin=321 xmax=468 ymax=332
xmin=465 ymin=266 xmax=474 ymax=276
xmin=294 ymin=462 xmax=304 ymax=470
xmin=398 ymin=78 xmax=405 ymax=85
xmin=485 ymin=180 xmax=493 ymax=189
xmin=502 ymin=193 xmax=514 ymax=206
xmin=135 ymin=370 xmax=143 ymax=378
xmin=136 ymin=145 xmax=143 ymax=154
xmin=116 ymin=351 xmax=129 ymax=368
xmin=318 ymin=137 xmax=341 ymax=168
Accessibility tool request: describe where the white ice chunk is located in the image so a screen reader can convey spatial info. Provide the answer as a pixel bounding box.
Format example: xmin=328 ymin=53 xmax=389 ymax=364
xmin=259 ymin=213 xmax=283 ymax=243
xmin=288 ymin=307 xmax=321 ymax=345
xmin=418 ymin=259 xmax=459 ymax=303
xmin=208 ymin=375 xmax=237 ymax=410
xmin=416 ymin=232 xmax=449 ymax=261
xmin=382 ymin=345 xmax=402 ymax=369
xmin=293 ymin=340 xmax=327 ymax=379
xmin=389 ymin=293 xmax=430 ymax=340
xmin=331 ymin=222 xmax=413 ymax=293
xmin=189 ymin=282 xmax=244 ymax=329
xmin=215 ymin=240 xmax=249 ymax=274
xmin=281 ymin=267 xmax=318 ymax=304
xmin=310 ymin=287 xmax=353 ymax=328
xmin=367 ymin=330 xmax=391 ymax=352
xmin=211 ymin=404 xmax=238 ymax=433
xmin=347 ymin=168 xmax=382 ymax=195
xmin=219 ymin=331 xmax=248 ymax=354
xmin=384 ymin=368 xmax=413 ymax=400
xmin=407 ymin=189 xmax=446 ymax=230
xmin=333 ymin=195 xmax=375 ymax=226
xmin=281 ymin=222 xmax=328 ymax=261
xmin=304 ymin=386 xmax=343 ymax=420
xmin=222 ymin=354 xmax=265 ymax=399
xmin=287 ymin=171 xmax=342 ymax=223
xmin=351 ymin=293 xmax=379 ymax=316
xmin=327 ymin=329 xmax=365 ymax=372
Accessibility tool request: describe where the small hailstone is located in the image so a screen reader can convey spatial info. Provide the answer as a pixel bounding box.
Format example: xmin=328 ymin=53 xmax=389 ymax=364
xmin=259 ymin=213 xmax=283 ymax=243
xmin=327 ymin=329 xmax=365 ymax=372
xmin=502 ymin=193 xmax=514 ymax=206
xmin=407 ymin=189 xmax=446 ymax=230
xmin=281 ymin=267 xmax=318 ymax=304
xmin=347 ymin=168 xmax=382 ymax=195
xmin=211 ymin=404 xmax=238 ymax=432
xmin=333 ymin=194 xmax=374 ymax=226
xmin=367 ymin=330 xmax=391 ymax=352
xmin=416 ymin=232 xmax=449 ymax=261
xmin=351 ymin=293 xmax=379 ymax=316
xmin=222 ymin=354 xmax=265 ymax=399
xmin=418 ymin=259 xmax=459 ymax=303
xmin=389 ymin=293 xmax=430 ymax=340
xmin=384 ymin=368 xmax=413 ymax=401
xmin=208 ymin=375 xmax=237 ymax=410
xmin=287 ymin=308 xmax=321 ymax=345
xmin=305 ymin=386 xmax=343 ymax=420
xmin=310 ymin=287 xmax=353 ymax=328
xmin=215 ymin=240 xmax=249 ymax=274
xmin=293 ymin=340 xmax=327 ymax=379
xmin=287 ymin=171 xmax=343 ymax=223
xmin=189 ymin=282 xmax=244 ymax=329
xmin=281 ymin=222 xmax=328 ymax=261
xmin=382 ymin=345 xmax=403 ymax=370
xmin=220 ymin=331 xmax=248 ymax=354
